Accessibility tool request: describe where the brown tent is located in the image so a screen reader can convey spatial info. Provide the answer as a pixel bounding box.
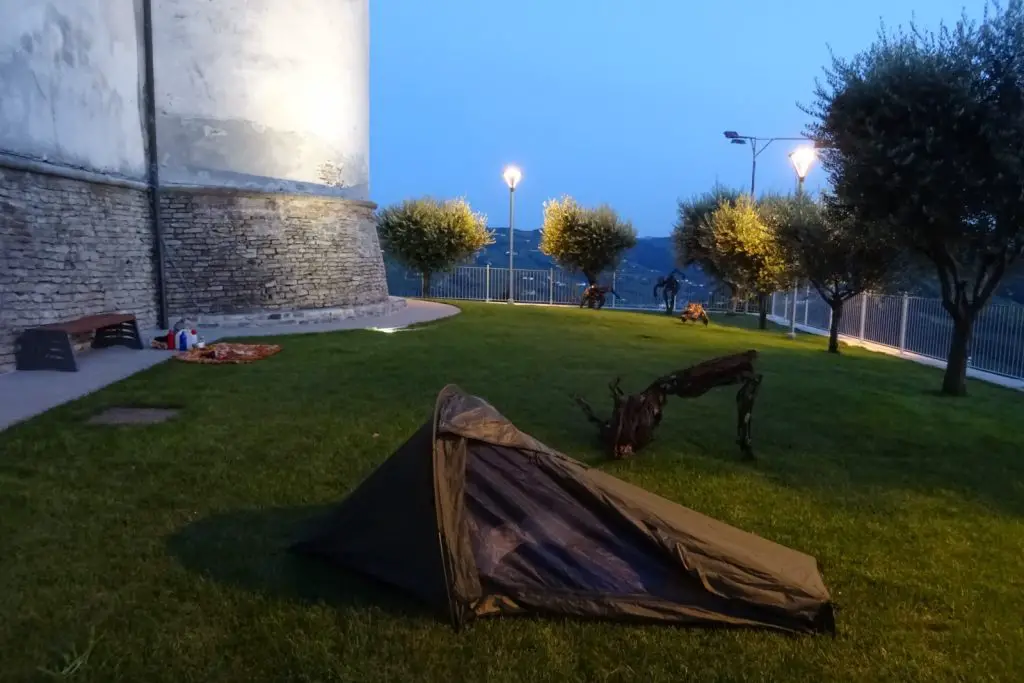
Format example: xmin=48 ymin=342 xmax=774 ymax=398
xmin=293 ymin=385 xmax=835 ymax=634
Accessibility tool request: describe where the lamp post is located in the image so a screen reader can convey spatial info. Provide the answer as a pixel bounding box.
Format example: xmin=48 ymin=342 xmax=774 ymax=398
xmin=788 ymin=145 xmax=817 ymax=197
xmin=723 ymin=131 xmax=808 ymax=197
xmin=785 ymin=145 xmax=818 ymax=339
xmin=502 ymin=165 xmax=522 ymax=304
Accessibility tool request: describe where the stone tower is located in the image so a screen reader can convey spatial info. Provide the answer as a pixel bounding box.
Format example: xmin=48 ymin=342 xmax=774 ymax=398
xmin=0 ymin=0 xmax=392 ymax=371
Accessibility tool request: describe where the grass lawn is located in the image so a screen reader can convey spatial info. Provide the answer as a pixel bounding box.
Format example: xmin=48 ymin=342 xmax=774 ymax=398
xmin=2 ymin=302 xmax=1023 ymax=682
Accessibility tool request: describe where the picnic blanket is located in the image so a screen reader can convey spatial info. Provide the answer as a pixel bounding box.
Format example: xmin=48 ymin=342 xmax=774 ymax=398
xmin=174 ymin=342 xmax=282 ymax=365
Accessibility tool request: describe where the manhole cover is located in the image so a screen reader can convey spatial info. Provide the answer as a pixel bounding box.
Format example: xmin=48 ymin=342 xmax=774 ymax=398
xmin=88 ymin=407 xmax=180 ymax=425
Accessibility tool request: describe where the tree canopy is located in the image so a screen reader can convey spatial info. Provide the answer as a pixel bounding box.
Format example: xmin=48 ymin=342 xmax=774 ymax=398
xmin=769 ymin=194 xmax=900 ymax=303
xmin=804 ymin=0 xmax=1024 ymax=394
xmin=768 ymin=193 xmax=902 ymax=352
xmin=673 ymin=188 xmax=746 ymax=299
xmin=712 ymin=194 xmax=793 ymax=327
xmin=376 ymin=197 xmax=493 ymax=294
xmin=540 ymin=196 xmax=637 ymax=284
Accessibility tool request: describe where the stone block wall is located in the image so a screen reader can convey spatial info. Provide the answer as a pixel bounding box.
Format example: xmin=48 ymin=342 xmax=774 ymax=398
xmin=0 ymin=166 xmax=158 ymax=372
xmin=160 ymin=189 xmax=388 ymax=317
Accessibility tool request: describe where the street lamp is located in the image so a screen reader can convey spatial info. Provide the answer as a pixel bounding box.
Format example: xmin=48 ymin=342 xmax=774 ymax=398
xmin=723 ymin=131 xmax=808 ymax=197
xmin=502 ymin=165 xmax=522 ymax=304
xmin=785 ymin=145 xmax=818 ymax=339
xmin=788 ymin=145 xmax=817 ymax=195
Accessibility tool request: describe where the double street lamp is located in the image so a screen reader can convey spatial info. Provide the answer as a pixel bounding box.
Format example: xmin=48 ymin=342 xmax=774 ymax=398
xmin=723 ymin=131 xmax=820 ymax=339
xmin=502 ymin=165 xmax=522 ymax=304
xmin=723 ymin=131 xmax=809 ymax=197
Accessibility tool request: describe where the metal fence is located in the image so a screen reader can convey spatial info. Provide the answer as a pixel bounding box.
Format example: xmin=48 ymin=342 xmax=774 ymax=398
xmin=386 ymin=265 xmax=736 ymax=312
xmin=387 ymin=266 xmax=1024 ymax=382
xmin=768 ymin=286 xmax=1024 ymax=381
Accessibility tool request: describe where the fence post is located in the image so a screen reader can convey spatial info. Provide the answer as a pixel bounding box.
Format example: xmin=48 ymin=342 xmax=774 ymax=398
xmin=771 ymin=292 xmax=776 ymax=318
xmin=789 ymin=280 xmax=798 ymax=337
xmin=484 ymin=264 xmax=491 ymax=301
xmin=611 ymin=272 xmax=617 ymax=309
xmin=859 ymin=293 xmax=868 ymax=340
xmin=803 ymin=284 xmax=811 ymax=326
xmin=827 ymin=303 xmax=833 ymax=333
xmin=549 ymin=268 xmax=554 ymax=305
xmin=899 ymin=292 xmax=909 ymax=353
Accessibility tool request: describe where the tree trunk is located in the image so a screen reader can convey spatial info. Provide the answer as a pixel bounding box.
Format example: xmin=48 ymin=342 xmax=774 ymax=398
xmin=828 ymin=298 xmax=843 ymax=354
xmin=422 ymin=272 xmax=432 ymax=298
xmin=757 ymin=294 xmax=768 ymax=330
xmin=941 ymin=314 xmax=974 ymax=397
xmin=725 ymin=288 xmax=739 ymax=316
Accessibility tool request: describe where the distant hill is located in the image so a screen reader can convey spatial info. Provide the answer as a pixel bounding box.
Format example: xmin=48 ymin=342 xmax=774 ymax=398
xmin=465 ymin=229 xmax=680 ymax=275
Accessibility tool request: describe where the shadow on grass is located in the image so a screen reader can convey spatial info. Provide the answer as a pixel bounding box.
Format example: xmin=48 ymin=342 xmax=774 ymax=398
xmin=166 ymin=505 xmax=438 ymax=621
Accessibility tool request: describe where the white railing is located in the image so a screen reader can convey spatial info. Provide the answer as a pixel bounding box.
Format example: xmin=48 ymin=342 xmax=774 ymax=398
xmin=769 ymin=287 xmax=1024 ymax=381
xmin=386 ymin=266 xmax=1024 ymax=382
xmin=387 ymin=265 xmax=736 ymax=312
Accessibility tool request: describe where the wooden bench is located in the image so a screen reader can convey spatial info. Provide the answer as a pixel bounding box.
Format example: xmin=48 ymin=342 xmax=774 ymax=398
xmin=15 ymin=313 xmax=144 ymax=372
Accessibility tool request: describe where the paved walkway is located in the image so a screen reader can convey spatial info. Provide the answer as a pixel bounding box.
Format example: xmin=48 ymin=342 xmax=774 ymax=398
xmin=0 ymin=300 xmax=459 ymax=432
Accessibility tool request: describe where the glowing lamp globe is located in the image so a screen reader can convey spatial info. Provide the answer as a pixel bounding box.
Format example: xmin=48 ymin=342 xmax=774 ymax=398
xmin=788 ymin=146 xmax=817 ymax=180
xmin=503 ymin=165 xmax=522 ymax=190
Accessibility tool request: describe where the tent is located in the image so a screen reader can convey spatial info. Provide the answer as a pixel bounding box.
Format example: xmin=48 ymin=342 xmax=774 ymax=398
xmin=292 ymin=385 xmax=835 ymax=634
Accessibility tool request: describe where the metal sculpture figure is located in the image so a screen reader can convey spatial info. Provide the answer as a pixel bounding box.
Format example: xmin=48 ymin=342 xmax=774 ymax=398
xmin=652 ymin=269 xmax=686 ymax=315
xmin=579 ymin=284 xmax=619 ymax=309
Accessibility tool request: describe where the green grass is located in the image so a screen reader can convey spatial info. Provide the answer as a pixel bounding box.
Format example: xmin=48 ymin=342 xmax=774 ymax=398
xmin=2 ymin=302 xmax=1023 ymax=682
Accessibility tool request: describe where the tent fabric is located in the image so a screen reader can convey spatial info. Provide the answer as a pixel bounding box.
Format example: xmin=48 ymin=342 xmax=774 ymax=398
xmin=293 ymin=384 xmax=835 ymax=634
xmin=290 ymin=421 xmax=454 ymax=613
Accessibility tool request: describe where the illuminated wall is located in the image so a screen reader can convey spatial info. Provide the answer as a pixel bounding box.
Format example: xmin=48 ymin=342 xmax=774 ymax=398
xmin=0 ymin=0 xmax=147 ymax=178
xmin=152 ymin=0 xmax=370 ymax=199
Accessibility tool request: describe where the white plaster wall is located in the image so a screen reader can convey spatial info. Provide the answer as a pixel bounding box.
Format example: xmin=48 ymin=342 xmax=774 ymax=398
xmin=153 ymin=0 xmax=370 ymax=200
xmin=0 ymin=0 xmax=147 ymax=179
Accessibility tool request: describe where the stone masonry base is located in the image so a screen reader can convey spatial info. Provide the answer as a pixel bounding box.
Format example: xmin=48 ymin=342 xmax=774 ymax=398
xmin=160 ymin=187 xmax=390 ymax=319
xmin=0 ymin=166 xmax=158 ymax=373
xmin=191 ymin=296 xmax=406 ymax=328
xmin=0 ymin=166 xmax=394 ymax=373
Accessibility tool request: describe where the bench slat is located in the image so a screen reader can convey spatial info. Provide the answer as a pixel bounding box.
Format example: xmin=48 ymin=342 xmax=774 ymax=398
xmin=36 ymin=313 xmax=137 ymax=335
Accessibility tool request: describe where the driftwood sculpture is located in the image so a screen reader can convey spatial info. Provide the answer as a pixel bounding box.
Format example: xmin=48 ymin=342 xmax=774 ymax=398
xmin=579 ymin=284 xmax=619 ymax=309
xmin=574 ymin=350 xmax=763 ymax=460
xmin=680 ymin=302 xmax=710 ymax=326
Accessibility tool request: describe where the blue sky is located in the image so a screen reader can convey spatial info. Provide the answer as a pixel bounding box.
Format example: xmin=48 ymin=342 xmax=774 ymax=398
xmin=370 ymin=1 xmax=978 ymax=237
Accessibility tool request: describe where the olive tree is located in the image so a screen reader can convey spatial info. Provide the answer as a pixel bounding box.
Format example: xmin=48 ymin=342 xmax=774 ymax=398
xmin=711 ymin=194 xmax=793 ymax=329
xmin=376 ymin=197 xmax=492 ymax=296
xmin=540 ymin=196 xmax=637 ymax=285
xmin=769 ymin=194 xmax=901 ymax=353
xmin=673 ymin=188 xmax=748 ymax=309
xmin=805 ymin=1 xmax=1024 ymax=395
